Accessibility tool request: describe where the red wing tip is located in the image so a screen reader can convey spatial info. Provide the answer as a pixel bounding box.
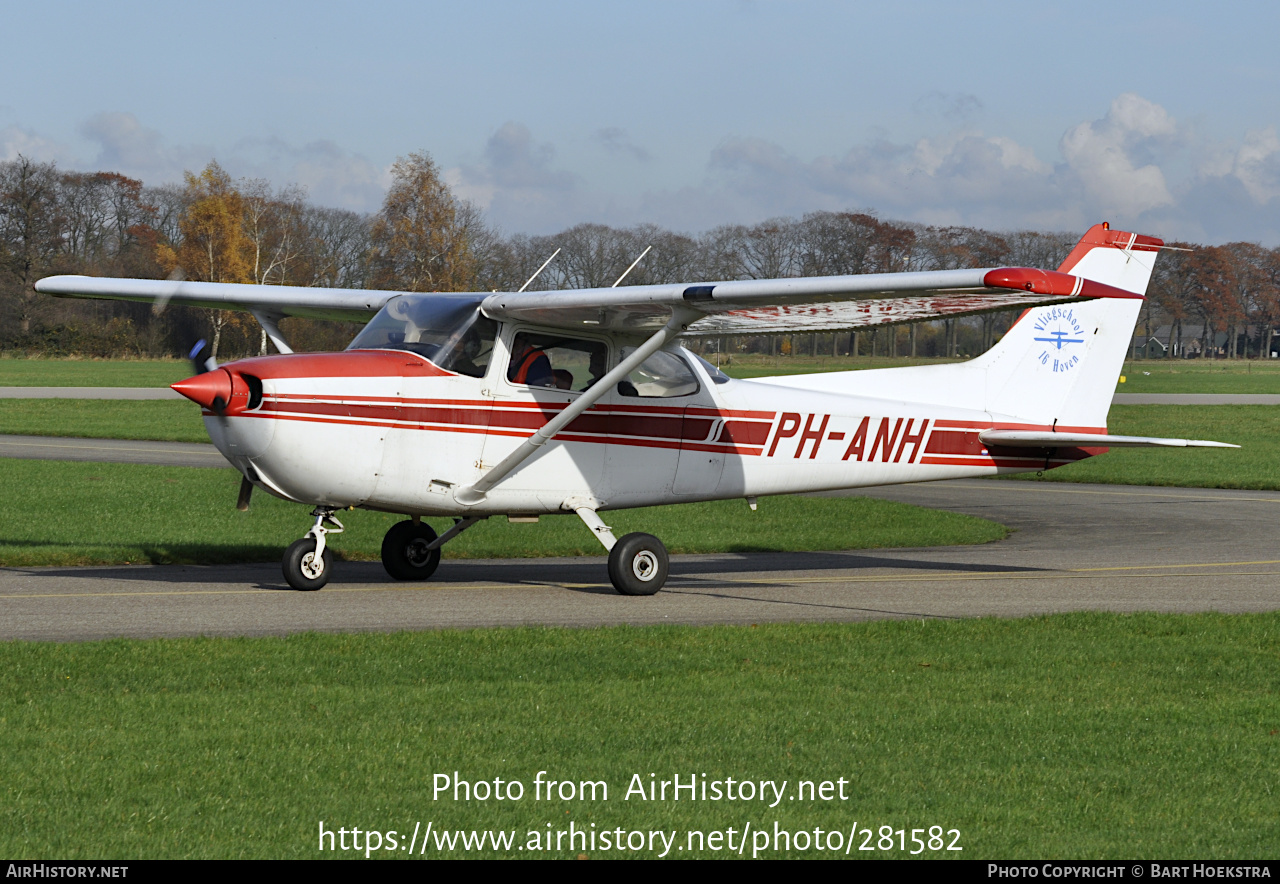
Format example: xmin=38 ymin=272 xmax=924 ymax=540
xmin=983 ymin=268 xmax=1144 ymax=300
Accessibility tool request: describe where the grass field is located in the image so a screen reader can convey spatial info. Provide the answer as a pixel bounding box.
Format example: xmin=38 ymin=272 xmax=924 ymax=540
xmin=1 ymin=613 xmax=1276 ymax=859
xmin=0 ymin=458 xmax=1006 ymax=568
xmin=0 ymin=399 xmax=206 ymax=443
xmin=3 ymin=362 xmax=1276 ymax=863
xmin=1017 ymin=406 xmax=1280 ymax=490
xmin=0 ymin=357 xmax=191 ymax=387
xmin=1114 ymin=358 xmax=1280 ymax=394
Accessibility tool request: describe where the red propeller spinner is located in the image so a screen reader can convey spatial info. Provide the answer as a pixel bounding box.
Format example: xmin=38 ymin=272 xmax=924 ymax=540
xmin=172 ymin=369 xmax=234 ymax=412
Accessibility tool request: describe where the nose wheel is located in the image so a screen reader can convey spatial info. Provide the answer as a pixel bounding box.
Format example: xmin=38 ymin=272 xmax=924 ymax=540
xmin=282 ymin=508 xmax=344 ymax=591
xmin=282 ymin=537 xmax=334 ymax=591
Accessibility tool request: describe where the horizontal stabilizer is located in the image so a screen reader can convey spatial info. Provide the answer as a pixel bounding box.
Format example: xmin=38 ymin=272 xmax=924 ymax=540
xmin=978 ymin=430 xmax=1238 ymax=449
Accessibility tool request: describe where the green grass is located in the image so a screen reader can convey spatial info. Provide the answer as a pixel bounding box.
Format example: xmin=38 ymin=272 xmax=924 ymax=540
xmin=1117 ymin=358 xmax=1280 ymax=394
xmin=1 ymin=613 xmax=1276 ymax=858
xmin=1024 ymin=405 xmax=1280 ymax=490
xmin=0 ymin=357 xmax=191 ymax=387
xmin=0 ymin=399 xmax=207 ymax=443
xmin=0 ymin=458 xmax=1006 ymax=567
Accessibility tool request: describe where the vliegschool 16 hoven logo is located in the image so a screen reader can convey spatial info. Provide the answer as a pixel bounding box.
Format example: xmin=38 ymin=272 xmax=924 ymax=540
xmin=1033 ymin=307 xmax=1084 ymax=373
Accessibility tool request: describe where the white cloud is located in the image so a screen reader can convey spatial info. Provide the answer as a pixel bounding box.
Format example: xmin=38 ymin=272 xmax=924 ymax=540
xmin=1227 ymin=126 xmax=1280 ymax=204
xmin=596 ymin=127 xmax=651 ymax=163
xmin=690 ymin=129 xmax=1070 ymax=231
xmin=446 ymin=122 xmax=591 ymax=233
xmin=75 ymin=112 xmax=387 ymax=212
xmin=1058 ymin=93 xmax=1178 ymax=218
xmin=3 ymin=98 xmax=1277 ymax=244
xmin=463 ymin=94 xmax=1276 ymax=244
xmin=228 ymin=136 xmax=390 ymax=212
xmin=0 ymin=125 xmax=74 ymax=164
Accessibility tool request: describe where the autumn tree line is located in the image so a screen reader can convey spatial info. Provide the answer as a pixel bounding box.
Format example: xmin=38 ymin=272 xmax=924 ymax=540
xmin=2 ymin=151 xmax=1278 ymax=361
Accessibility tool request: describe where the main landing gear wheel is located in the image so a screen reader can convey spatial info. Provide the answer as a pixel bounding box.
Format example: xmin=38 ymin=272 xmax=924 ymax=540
xmin=608 ymin=532 xmax=669 ymax=595
xmin=381 ymin=520 xmax=441 ymax=581
xmin=283 ymin=538 xmax=334 ymax=591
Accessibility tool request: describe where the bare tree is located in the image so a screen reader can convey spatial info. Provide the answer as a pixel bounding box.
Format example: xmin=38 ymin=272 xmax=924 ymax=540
xmin=0 ymin=156 xmax=65 ymax=335
xmin=304 ymin=205 xmax=372 ymax=289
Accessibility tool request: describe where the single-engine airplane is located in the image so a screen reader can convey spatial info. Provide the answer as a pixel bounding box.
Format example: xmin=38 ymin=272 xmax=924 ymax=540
xmin=36 ymin=223 xmax=1235 ymax=594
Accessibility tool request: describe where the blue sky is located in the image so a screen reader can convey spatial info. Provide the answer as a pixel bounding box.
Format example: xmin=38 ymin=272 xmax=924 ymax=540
xmin=4 ymin=1 xmax=1278 ymax=243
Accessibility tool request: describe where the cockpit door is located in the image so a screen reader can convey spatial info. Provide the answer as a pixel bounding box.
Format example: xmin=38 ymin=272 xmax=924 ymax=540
xmin=478 ymin=327 xmax=610 ymax=508
xmin=673 ymin=405 xmax=727 ymax=495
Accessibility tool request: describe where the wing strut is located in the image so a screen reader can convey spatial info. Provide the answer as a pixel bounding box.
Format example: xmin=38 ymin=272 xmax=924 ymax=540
xmin=453 ymin=307 xmax=700 ymax=506
xmin=250 ymin=309 xmax=294 ymax=354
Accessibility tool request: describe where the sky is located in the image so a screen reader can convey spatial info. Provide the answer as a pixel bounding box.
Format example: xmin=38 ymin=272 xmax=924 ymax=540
xmin=3 ymin=1 xmax=1278 ymax=244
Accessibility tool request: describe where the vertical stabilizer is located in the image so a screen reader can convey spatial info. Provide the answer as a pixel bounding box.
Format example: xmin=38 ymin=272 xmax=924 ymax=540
xmin=976 ymin=224 xmax=1160 ymax=429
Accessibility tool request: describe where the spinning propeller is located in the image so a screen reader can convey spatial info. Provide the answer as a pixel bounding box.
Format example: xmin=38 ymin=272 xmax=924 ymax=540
xmin=170 ymin=339 xmax=255 ymax=511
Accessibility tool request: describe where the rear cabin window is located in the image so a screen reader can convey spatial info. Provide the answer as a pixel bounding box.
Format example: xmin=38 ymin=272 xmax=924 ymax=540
xmin=617 ymin=349 xmax=699 ymax=398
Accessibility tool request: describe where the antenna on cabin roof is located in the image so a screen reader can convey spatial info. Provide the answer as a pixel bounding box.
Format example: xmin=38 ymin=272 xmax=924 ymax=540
xmin=611 ymin=245 xmax=652 ymax=288
xmin=517 ymin=248 xmax=561 ymax=293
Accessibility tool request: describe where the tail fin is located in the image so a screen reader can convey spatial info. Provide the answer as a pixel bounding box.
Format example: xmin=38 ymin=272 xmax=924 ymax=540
xmin=762 ymin=224 xmax=1161 ymax=432
xmin=974 ymin=223 xmax=1161 ymax=429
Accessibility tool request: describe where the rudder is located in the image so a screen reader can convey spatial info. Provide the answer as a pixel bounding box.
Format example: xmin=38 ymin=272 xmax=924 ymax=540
xmin=976 ymin=224 xmax=1161 ymax=430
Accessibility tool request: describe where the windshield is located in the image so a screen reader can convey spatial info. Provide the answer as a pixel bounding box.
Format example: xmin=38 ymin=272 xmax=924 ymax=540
xmin=347 ymin=294 xmax=496 ymax=378
xmin=691 ymin=353 xmax=732 ymax=385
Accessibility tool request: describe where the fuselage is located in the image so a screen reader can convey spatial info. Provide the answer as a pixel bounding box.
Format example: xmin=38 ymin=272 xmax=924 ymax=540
xmin=201 ymin=327 xmax=1099 ymax=519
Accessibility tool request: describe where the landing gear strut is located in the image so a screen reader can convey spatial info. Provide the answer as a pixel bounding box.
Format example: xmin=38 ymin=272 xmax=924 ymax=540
xmin=572 ymin=501 xmax=669 ymax=595
xmin=282 ymin=508 xmax=344 ymax=591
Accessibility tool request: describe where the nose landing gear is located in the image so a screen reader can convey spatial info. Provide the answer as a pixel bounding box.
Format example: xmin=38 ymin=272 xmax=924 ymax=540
xmin=282 ymin=508 xmax=344 ymax=591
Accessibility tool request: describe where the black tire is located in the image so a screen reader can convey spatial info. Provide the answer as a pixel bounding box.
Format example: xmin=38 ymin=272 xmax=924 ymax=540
xmin=381 ymin=520 xmax=441 ymax=581
xmin=607 ymin=532 xmax=669 ymax=596
xmin=283 ymin=537 xmax=334 ymax=591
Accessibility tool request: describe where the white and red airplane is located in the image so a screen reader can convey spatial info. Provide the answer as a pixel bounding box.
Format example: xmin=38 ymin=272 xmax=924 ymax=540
xmin=36 ymin=223 xmax=1233 ymax=593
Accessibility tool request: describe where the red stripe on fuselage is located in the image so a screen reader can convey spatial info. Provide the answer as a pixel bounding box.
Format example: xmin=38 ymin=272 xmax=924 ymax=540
xmin=252 ymin=395 xmax=774 ymax=449
xmin=233 ymin=390 xmax=1095 ymax=471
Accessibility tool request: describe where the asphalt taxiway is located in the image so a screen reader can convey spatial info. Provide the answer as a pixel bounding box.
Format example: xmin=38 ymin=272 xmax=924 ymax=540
xmin=3 ymin=478 xmax=1277 ymax=641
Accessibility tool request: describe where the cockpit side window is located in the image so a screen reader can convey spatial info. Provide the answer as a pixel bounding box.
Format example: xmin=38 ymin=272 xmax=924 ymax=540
xmin=347 ymin=294 xmax=495 ymax=378
xmin=507 ymin=332 xmax=609 ymax=393
xmin=617 ymin=348 xmax=700 ymax=398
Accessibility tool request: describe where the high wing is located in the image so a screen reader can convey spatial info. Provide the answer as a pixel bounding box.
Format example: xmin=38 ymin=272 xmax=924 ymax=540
xmin=480 ymin=267 xmax=1141 ymax=335
xmin=33 ymin=276 xmax=391 ymax=322
xmin=35 ymin=264 xmax=1140 ymax=337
